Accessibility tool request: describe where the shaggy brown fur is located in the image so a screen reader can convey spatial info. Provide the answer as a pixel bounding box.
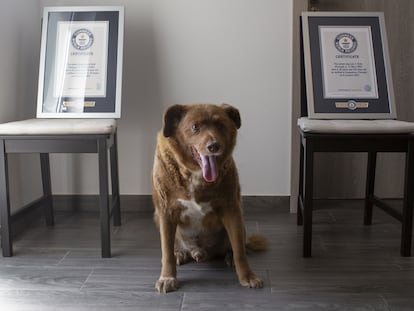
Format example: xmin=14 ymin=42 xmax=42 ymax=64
xmin=152 ymin=103 xmax=266 ymax=293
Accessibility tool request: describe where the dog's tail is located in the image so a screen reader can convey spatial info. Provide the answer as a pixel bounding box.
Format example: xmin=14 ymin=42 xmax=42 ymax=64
xmin=246 ymin=234 xmax=268 ymax=253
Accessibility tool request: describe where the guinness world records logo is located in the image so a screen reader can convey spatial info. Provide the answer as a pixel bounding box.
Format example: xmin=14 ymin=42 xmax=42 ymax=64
xmin=347 ymin=100 xmax=357 ymax=110
xmin=335 ymin=33 xmax=357 ymax=54
xmin=71 ymin=28 xmax=94 ymax=50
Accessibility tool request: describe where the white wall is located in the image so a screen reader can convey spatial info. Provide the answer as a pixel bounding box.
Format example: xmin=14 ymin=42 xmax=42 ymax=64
xmin=0 ymin=1 xmax=39 ymax=122
xmin=0 ymin=0 xmax=43 ymax=209
xmin=3 ymin=0 xmax=293 ymax=202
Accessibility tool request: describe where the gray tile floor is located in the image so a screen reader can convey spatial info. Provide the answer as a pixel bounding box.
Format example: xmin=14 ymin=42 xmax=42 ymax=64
xmin=1 ymin=199 xmax=414 ymax=310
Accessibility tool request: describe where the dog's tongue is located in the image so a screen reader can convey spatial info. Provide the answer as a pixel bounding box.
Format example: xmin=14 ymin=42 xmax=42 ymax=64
xmin=200 ymin=154 xmax=218 ymax=183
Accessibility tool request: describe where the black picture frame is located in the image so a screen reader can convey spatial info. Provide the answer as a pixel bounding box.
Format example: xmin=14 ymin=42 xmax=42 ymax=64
xmin=301 ymin=12 xmax=396 ymax=119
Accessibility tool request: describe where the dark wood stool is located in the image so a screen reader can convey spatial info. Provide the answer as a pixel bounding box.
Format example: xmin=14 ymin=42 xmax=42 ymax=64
xmin=297 ymin=117 xmax=414 ymax=257
xmin=0 ymin=118 xmax=121 ymax=258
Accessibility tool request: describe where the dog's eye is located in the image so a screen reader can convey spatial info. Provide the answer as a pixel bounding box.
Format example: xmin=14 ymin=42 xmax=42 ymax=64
xmin=191 ymin=124 xmax=200 ymax=133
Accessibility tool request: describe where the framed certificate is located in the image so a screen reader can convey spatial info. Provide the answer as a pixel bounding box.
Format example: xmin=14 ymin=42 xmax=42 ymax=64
xmin=301 ymin=12 xmax=396 ymax=119
xmin=37 ymin=6 xmax=124 ymax=118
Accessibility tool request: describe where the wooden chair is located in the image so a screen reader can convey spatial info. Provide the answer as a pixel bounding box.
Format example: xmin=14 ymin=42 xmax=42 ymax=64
xmin=0 ymin=118 xmax=121 ymax=258
xmin=297 ymin=118 xmax=414 ymax=257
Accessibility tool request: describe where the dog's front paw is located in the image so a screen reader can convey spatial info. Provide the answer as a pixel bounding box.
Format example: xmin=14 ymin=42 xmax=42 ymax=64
xmin=239 ymin=273 xmax=264 ymax=289
xmin=156 ymin=277 xmax=178 ymax=293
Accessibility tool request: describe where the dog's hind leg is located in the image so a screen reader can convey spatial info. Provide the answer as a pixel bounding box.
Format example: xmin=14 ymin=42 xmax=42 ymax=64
xmin=190 ymin=248 xmax=207 ymax=263
xmin=224 ymin=250 xmax=234 ymax=267
xmin=175 ymin=237 xmax=207 ymax=264
xmin=174 ymin=241 xmax=192 ymax=265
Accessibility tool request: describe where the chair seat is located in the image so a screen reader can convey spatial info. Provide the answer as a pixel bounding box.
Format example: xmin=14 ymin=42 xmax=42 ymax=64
xmin=298 ymin=117 xmax=414 ymax=134
xmin=0 ymin=119 xmax=116 ymax=135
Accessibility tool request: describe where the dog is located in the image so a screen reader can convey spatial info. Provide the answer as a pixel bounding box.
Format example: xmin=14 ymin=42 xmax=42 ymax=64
xmin=152 ymin=103 xmax=266 ymax=293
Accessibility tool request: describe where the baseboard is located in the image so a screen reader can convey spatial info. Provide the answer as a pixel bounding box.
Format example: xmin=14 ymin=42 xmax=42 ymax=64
xmin=6 ymin=195 xmax=289 ymax=237
xmin=51 ymin=194 xmax=290 ymax=213
xmin=51 ymin=195 xmax=154 ymax=213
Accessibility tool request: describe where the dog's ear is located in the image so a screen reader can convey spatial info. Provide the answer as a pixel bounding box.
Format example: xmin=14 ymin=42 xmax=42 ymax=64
xmin=222 ymin=104 xmax=241 ymax=129
xmin=163 ymin=104 xmax=187 ymax=137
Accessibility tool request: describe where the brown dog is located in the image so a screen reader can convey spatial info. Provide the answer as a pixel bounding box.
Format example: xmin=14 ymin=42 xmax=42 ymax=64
xmin=152 ymin=103 xmax=266 ymax=293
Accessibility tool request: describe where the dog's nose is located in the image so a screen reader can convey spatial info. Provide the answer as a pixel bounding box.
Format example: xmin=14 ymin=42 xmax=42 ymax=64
xmin=207 ymin=142 xmax=220 ymax=153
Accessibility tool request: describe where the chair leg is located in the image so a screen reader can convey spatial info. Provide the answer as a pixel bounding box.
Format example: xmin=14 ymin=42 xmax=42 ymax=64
xmin=364 ymin=151 xmax=377 ymax=225
xmin=302 ymin=138 xmax=314 ymax=258
xmin=297 ymin=137 xmax=304 ymax=226
xmin=40 ymin=153 xmax=54 ymax=227
xmin=401 ymin=141 xmax=414 ymax=256
xmin=110 ymin=133 xmax=121 ymax=227
xmin=98 ymin=137 xmax=111 ymax=258
xmin=0 ymin=140 xmax=12 ymax=257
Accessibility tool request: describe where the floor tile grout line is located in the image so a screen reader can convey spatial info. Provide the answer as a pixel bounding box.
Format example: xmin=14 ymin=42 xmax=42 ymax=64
xmin=56 ymin=251 xmax=71 ymax=266
xmin=378 ymin=293 xmax=392 ymax=311
xmin=79 ymin=268 xmax=95 ymax=291
xmin=179 ymin=292 xmax=186 ymax=311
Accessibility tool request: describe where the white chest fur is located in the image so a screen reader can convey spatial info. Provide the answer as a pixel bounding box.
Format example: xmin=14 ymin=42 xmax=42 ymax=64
xmin=178 ymin=199 xmax=212 ymax=226
xmin=177 ymin=172 xmax=213 ymax=230
xmin=176 ymin=198 xmax=214 ymax=254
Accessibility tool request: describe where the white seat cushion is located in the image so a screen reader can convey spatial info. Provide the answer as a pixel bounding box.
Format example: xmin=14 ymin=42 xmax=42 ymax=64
xmin=0 ymin=119 xmax=116 ymax=135
xmin=298 ymin=117 xmax=414 ymax=134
